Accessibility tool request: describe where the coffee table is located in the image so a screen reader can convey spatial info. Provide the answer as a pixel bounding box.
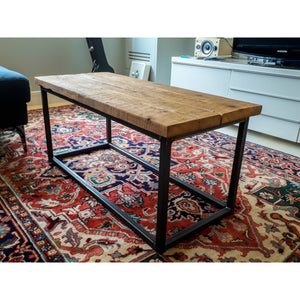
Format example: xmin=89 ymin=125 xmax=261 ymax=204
xmin=35 ymin=72 xmax=262 ymax=253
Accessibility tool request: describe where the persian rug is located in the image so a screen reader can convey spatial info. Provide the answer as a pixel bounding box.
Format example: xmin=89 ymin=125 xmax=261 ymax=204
xmin=0 ymin=105 xmax=299 ymax=262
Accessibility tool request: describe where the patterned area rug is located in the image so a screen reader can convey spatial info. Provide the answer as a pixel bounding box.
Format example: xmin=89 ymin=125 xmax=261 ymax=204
xmin=0 ymin=105 xmax=299 ymax=262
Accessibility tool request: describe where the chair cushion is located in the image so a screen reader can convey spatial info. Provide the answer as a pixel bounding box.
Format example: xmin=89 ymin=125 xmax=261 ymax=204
xmin=0 ymin=66 xmax=30 ymax=104
xmin=0 ymin=102 xmax=28 ymax=128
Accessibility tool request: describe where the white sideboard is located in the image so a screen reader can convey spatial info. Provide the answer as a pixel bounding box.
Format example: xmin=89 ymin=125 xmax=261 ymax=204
xmin=171 ymin=57 xmax=300 ymax=143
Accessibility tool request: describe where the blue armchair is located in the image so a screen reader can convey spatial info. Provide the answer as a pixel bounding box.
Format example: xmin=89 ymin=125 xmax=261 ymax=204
xmin=0 ymin=66 xmax=31 ymax=151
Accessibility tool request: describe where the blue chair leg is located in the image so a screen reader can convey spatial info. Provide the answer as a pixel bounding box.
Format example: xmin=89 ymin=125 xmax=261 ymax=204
xmin=15 ymin=125 xmax=27 ymax=152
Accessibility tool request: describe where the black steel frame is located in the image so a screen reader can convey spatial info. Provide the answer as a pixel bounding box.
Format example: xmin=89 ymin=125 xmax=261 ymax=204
xmin=41 ymin=87 xmax=249 ymax=253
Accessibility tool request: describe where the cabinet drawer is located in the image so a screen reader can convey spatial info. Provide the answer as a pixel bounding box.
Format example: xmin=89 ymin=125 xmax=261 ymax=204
xmin=230 ymin=71 xmax=300 ymax=102
xmin=171 ymin=63 xmax=230 ymax=97
xmin=228 ymin=89 xmax=300 ymax=122
xmin=248 ymin=115 xmax=300 ymax=142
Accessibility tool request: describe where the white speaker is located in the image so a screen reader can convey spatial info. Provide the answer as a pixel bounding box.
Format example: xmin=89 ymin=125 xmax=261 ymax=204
xmin=194 ymin=38 xmax=233 ymax=58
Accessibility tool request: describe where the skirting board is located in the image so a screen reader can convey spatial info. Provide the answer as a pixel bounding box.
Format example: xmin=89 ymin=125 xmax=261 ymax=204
xmin=28 ymin=91 xmax=69 ymax=107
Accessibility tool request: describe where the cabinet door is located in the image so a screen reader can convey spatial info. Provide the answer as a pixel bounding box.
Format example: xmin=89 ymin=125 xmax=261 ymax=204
xmin=171 ymin=62 xmax=231 ymax=97
xmin=228 ymin=89 xmax=300 ymax=123
xmin=230 ymin=70 xmax=300 ymax=101
xmin=249 ymin=115 xmax=300 ymax=142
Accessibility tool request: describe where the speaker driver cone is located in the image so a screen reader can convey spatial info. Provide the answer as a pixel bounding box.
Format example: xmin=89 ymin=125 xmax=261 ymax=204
xmin=201 ymin=40 xmax=213 ymax=57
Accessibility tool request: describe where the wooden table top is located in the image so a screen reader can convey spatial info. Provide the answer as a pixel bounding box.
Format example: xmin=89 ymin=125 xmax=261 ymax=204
xmin=35 ymin=72 xmax=262 ymax=138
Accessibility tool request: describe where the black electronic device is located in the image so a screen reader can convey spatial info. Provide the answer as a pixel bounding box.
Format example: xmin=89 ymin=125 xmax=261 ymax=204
xmin=232 ymin=38 xmax=300 ymax=68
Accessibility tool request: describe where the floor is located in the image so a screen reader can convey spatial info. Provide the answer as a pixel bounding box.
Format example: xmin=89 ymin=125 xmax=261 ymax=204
xmin=28 ymin=103 xmax=300 ymax=158
xmin=217 ymin=125 xmax=300 ymax=157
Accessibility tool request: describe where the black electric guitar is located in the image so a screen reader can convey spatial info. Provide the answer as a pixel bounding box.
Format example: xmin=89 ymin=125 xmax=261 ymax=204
xmin=86 ymin=38 xmax=114 ymax=73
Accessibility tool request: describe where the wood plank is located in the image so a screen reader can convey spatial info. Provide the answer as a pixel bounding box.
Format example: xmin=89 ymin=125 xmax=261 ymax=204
xmin=91 ymin=73 xmax=262 ymax=124
xmin=35 ymin=72 xmax=262 ymax=138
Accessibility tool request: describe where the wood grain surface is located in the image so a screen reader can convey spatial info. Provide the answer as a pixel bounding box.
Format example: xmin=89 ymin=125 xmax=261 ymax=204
xmin=35 ymin=72 xmax=262 ymax=138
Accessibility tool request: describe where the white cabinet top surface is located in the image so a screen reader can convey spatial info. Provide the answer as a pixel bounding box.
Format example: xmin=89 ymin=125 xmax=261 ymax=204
xmin=172 ymin=57 xmax=300 ymax=78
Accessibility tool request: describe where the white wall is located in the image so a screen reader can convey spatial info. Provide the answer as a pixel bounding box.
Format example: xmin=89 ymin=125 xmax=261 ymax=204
xmin=0 ymin=38 xmax=126 ymax=92
xmin=0 ymin=37 xmax=194 ymax=104
xmin=0 ymin=38 xmax=89 ymax=91
xmin=0 ymin=37 xmax=126 ymax=105
xmin=102 ymin=38 xmax=126 ymax=76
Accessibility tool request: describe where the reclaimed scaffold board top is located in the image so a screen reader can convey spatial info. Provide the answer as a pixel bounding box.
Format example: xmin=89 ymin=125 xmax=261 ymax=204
xmin=35 ymin=72 xmax=262 ymax=138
